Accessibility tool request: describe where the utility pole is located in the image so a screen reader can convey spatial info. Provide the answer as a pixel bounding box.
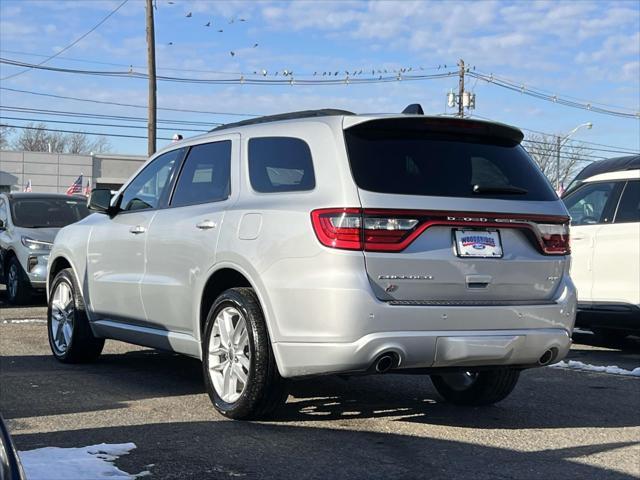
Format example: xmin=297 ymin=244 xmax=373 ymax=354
xmin=145 ymin=0 xmax=157 ymax=156
xmin=556 ymin=135 xmax=561 ymax=192
xmin=457 ymin=59 xmax=465 ymax=118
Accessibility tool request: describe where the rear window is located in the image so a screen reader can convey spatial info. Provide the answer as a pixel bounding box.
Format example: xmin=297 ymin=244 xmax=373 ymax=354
xmin=344 ymin=120 xmax=556 ymax=201
xmin=248 ymin=137 xmax=315 ymax=193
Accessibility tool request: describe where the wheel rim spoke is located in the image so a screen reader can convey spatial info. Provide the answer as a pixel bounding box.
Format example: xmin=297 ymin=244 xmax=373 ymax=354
xmin=208 ymin=306 xmax=251 ymax=403
xmin=49 ymin=280 xmax=75 ymax=355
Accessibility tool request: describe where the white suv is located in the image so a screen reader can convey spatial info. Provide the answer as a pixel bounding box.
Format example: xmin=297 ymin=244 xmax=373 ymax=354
xmin=563 ymin=167 xmax=640 ymax=340
xmin=47 ymin=109 xmax=576 ymax=419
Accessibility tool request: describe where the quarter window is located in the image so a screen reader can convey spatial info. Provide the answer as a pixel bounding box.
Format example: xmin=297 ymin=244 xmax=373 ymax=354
xmin=614 ymin=181 xmax=640 ymax=223
xmin=120 ymin=148 xmax=184 ymax=212
xmin=171 ymin=141 xmax=231 ymax=207
xmin=248 ymin=137 xmax=315 ymax=193
xmin=562 ymin=181 xmax=618 ymax=226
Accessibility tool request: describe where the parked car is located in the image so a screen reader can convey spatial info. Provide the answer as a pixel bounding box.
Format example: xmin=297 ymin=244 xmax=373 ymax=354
xmin=563 ymin=154 xmax=639 ymax=196
xmin=0 ymin=415 xmax=26 ymax=480
xmin=46 ymin=108 xmax=576 ymax=419
xmin=0 ymin=193 xmax=90 ymax=304
xmin=562 ymin=165 xmax=640 ymax=341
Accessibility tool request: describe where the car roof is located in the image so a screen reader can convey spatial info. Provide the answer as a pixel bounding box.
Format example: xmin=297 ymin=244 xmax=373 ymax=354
xmin=573 ymin=155 xmax=640 ymax=182
xmin=583 ymin=168 xmax=640 ymax=183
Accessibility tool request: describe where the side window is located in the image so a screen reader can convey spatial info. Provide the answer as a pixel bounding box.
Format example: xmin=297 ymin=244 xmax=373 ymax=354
xmin=0 ymin=199 xmax=6 ymax=226
xmin=614 ymin=181 xmax=640 ymax=224
xmin=120 ymin=149 xmax=183 ymax=212
xmin=171 ymin=141 xmax=231 ymax=207
xmin=562 ymin=181 xmax=618 ymax=226
xmin=248 ymin=137 xmax=315 ymax=193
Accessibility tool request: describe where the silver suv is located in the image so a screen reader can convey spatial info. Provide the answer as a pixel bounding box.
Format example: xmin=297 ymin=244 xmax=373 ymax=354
xmin=46 ymin=109 xmax=577 ymax=419
xmin=0 ymin=193 xmax=89 ymax=304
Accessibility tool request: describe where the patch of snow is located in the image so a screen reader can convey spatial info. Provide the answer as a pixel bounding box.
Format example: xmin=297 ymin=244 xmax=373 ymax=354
xmin=19 ymin=442 xmax=149 ymax=480
xmin=2 ymin=319 xmax=47 ymax=324
xmin=550 ymin=360 xmax=640 ymax=377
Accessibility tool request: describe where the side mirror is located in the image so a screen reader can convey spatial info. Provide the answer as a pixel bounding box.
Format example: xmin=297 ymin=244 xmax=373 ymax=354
xmin=88 ymin=189 xmax=115 ymax=214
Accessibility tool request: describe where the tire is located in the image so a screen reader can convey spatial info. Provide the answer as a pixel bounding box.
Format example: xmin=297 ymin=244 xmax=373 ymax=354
xmin=47 ymin=268 xmax=104 ymax=363
xmin=430 ymin=368 xmax=520 ymax=406
xmin=202 ymin=287 xmax=287 ymax=420
xmin=6 ymin=256 xmax=31 ymax=305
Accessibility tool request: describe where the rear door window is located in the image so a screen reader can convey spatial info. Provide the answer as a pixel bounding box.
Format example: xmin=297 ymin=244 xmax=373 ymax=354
xmin=171 ymin=140 xmax=231 ymax=207
xmin=344 ymin=119 xmax=556 ymax=201
xmin=614 ymin=181 xmax=640 ymax=223
xmin=562 ymin=181 xmax=620 ymax=226
xmin=248 ymin=137 xmax=315 ymax=193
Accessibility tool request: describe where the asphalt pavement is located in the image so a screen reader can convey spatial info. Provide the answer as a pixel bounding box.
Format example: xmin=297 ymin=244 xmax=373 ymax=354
xmin=1 ymin=286 xmax=639 ymax=479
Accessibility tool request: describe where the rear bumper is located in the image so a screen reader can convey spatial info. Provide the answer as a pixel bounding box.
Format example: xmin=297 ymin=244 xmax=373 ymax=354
xmin=274 ymin=328 xmax=571 ymax=378
xmin=576 ymin=303 xmax=640 ymax=333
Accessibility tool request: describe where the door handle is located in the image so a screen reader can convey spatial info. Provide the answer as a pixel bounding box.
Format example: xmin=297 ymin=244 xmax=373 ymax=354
xmin=196 ymin=220 xmax=217 ymax=230
xmin=129 ymin=225 xmax=146 ymax=234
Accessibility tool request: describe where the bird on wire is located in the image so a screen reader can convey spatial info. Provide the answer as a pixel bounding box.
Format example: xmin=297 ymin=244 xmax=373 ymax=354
xmin=205 ymin=21 xmax=211 ymax=27
xmin=230 ymin=51 xmax=235 ymax=56
xmin=253 ymin=43 xmax=258 ymax=48
xmin=186 ymin=12 xmax=192 ymax=18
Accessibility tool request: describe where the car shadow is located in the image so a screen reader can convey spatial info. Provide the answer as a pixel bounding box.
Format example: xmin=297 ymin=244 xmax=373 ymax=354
xmin=572 ymin=330 xmax=640 ymax=353
xmin=11 ymin=421 xmax=638 ymax=480
xmin=2 ymin=349 xmax=639 ymax=430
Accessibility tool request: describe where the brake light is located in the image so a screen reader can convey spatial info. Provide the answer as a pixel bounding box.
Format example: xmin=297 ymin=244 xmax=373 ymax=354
xmin=311 ymin=208 xmax=570 ymax=255
xmin=311 ymin=208 xmax=420 ymax=252
xmin=537 ymin=223 xmax=570 ymax=255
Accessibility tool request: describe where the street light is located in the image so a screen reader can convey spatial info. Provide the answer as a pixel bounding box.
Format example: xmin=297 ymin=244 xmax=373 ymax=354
xmin=556 ymin=122 xmax=593 ymax=191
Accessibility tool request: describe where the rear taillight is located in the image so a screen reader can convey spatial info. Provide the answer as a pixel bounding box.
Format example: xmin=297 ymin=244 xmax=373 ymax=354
xmin=536 ymin=223 xmax=570 ymax=255
xmin=311 ymin=208 xmax=570 ymax=255
xmin=311 ymin=208 xmax=420 ymax=252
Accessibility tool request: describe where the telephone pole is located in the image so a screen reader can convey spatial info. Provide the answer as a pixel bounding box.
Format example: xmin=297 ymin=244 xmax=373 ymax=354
xmin=145 ymin=0 xmax=157 ymax=156
xmin=457 ymin=59 xmax=465 ymax=118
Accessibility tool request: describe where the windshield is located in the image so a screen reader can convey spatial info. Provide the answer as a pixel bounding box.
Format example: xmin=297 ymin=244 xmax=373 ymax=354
xmin=344 ymin=119 xmax=557 ymax=201
xmin=10 ymin=197 xmax=90 ymax=228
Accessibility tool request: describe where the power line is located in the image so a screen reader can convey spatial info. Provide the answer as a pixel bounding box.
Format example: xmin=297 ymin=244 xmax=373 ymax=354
xmin=0 ymin=105 xmax=221 ymax=126
xmin=1 ymin=0 xmax=129 ymax=82
xmin=0 ymin=86 xmax=260 ymax=116
xmin=2 ymin=123 xmax=173 ymax=141
xmin=469 ymin=71 xmax=639 ymax=120
xmin=0 ymin=116 xmax=208 ymax=133
xmin=0 ymin=49 xmax=453 ymax=78
xmin=0 ymin=58 xmax=460 ymax=86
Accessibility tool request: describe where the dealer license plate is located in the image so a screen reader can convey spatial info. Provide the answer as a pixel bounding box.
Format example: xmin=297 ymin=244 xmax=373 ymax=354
xmin=454 ymin=229 xmax=503 ymax=258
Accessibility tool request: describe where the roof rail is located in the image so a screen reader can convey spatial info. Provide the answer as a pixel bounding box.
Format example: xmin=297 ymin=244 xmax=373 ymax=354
xmin=209 ymin=108 xmax=355 ymax=132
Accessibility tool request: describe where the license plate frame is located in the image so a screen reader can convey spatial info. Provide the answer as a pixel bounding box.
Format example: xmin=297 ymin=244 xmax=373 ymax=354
xmin=453 ymin=229 xmax=503 ymax=258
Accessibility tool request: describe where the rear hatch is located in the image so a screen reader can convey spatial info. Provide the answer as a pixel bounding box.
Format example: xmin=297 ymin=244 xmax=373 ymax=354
xmin=340 ymin=117 xmax=569 ymax=304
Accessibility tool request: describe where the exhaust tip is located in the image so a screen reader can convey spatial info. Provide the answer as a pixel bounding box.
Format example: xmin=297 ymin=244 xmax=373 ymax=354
xmin=538 ymin=348 xmax=557 ymax=366
xmin=374 ymin=353 xmax=396 ymax=373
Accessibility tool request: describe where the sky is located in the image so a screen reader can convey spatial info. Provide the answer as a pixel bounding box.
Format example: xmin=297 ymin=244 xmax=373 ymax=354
xmin=0 ymin=0 xmax=639 ymax=156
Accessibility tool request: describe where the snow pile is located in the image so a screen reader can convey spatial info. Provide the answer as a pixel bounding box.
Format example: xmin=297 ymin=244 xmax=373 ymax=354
xmin=551 ymin=360 xmax=640 ymax=377
xmin=19 ymin=443 xmax=149 ymax=480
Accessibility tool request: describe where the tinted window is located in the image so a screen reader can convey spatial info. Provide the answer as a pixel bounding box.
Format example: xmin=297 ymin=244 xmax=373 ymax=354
xmin=562 ymin=182 xmax=617 ymax=226
xmin=344 ymin=121 xmax=556 ymax=201
xmin=120 ymin=149 xmax=183 ymax=212
xmin=615 ymin=181 xmax=640 ymax=223
xmin=10 ymin=197 xmax=89 ymax=228
xmin=171 ymin=141 xmax=231 ymax=207
xmin=249 ymin=137 xmax=315 ymax=193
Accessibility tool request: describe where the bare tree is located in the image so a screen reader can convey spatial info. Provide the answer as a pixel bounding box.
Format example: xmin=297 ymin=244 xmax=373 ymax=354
xmin=66 ymin=132 xmax=111 ymax=154
xmin=11 ymin=124 xmax=110 ymax=154
xmin=524 ymin=133 xmax=593 ymax=189
xmin=0 ymin=125 xmax=12 ymax=149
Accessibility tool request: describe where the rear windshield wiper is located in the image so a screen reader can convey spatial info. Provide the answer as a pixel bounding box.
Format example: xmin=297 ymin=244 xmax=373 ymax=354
xmin=473 ymin=184 xmax=528 ymax=195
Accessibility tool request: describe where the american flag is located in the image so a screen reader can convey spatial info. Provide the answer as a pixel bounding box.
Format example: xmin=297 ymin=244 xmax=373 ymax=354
xmin=66 ymin=174 xmax=83 ymax=195
xmin=83 ymin=180 xmax=91 ymax=197
xmin=23 ymin=179 xmax=32 ymax=192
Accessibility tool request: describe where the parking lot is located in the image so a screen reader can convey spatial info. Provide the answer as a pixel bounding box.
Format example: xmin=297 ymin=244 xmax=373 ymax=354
xmin=1 ymin=287 xmax=639 ymax=480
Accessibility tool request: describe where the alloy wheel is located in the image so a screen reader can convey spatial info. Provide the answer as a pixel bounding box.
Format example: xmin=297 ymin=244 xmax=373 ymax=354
xmin=50 ymin=280 xmax=75 ymax=355
xmin=7 ymin=264 xmax=18 ymax=300
xmin=208 ymin=306 xmax=251 ymax=403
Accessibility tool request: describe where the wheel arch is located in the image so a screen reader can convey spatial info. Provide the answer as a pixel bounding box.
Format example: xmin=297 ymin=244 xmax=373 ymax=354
xmin=198 ymin=263 xmax=282 ymax=370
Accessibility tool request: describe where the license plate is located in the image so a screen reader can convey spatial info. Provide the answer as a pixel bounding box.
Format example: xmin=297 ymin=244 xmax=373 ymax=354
xmin=454 ymin=229 xmax=503 ymax=258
